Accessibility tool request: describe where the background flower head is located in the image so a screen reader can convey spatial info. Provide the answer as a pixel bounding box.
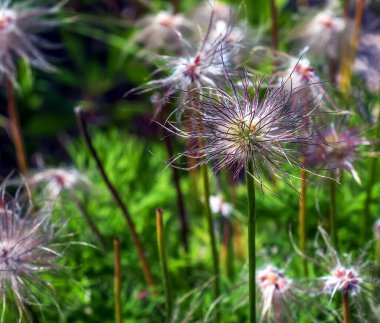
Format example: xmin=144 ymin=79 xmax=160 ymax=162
xmin=0 ymin=0 xmax=62 ymax=84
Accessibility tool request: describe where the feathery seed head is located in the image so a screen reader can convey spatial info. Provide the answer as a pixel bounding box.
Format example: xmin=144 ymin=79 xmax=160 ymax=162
xmin=135 ymin=10 xmax=191 ymax=54
xmin=257 ymin=265 xmax=293 ymax=319
xmin=209 ymin=194 xmax=233 ymax=217
xmin=322 ymin=266 xmax=362 ymax=296
xmin=304 ymin=123 xmax=368 ymax=183
xmin=257 ymin=265 xmax=292 ymax=294
xmin=28 ymin=168 xmax=89 ymax=200
xmin=0 ymin=1 xmax=61 ymax=83
xmin=167 ymin=71 xmax=319 ymax=186
xmin=0 ymin=183 xmax=62 ymax=321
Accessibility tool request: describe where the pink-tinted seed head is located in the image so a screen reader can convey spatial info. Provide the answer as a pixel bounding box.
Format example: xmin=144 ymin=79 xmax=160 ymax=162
xmin=323 ymin=266 xmax=362 ymax=296
xmin=0 ymin=9 xmax=15 ymax=30
xmin=257 ymin=265 xmax=292 ymax=294
xmin=374 ymin=219 xmax=380 ymax=240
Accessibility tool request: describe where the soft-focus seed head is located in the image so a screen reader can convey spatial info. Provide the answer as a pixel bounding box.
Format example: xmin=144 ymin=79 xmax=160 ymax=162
xmin=374 ymin=219 xmax=380 ymax=240
xmin=0 ymin=9 xmax=15 ymax=30
xmin=323 ymin=266 xmax=362 ymax=296
xmin=305 ymin=124 xmax=368 ymax=184
xmin=28 ymin=168 xmax=89 ymax=200
xmin=209 ymin=194 xmax=233 ymax=217
xmin=0 ymin=183 xmax=62 ymax=321
xmin=257 ymin=265 xmax=292 ymax=294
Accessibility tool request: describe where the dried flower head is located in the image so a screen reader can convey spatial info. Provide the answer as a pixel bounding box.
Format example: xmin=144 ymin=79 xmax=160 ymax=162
xmin=311 ymin=228 xmax=373 ymax=302
xmin=256 ymin=265 xmax=294 ymax=320
xmin=292 ymin=2 xmax=346 ymax=59
xmin=277 ymin=56 xmax=318 ymax=91
xmin=28 ymin=168 xmax=90 ymax=200
xmin=191 ymin=1 xmax=234 ymax=28
xmin=0 ymin=182 xmax=62 ymax=322
xmin=322 ymin=266 xmax=362 ymax=296
xmin=0 ymin=0 xmax=62 ymax=83
xmin=354 ymin=32 xmax=380 ymax=93
xmin=304 ymin=122 xmax=369 ymax=184
xmin=130 ymin=11 xmax=240 ymax=114
xmin=165 ymin=70 xmax=319 ymax=188
xmin=209 ymin=194 xmax=233 ymax=217
xmin=135 ymin=10 xmax=192 ymax=54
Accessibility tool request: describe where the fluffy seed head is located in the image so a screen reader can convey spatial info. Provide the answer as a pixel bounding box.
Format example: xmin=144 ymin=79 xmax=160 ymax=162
xmin=0 ymin=183 xmax=62 ymax=321
xmin=166 ymin=71 xmax=318 ymax=187
xmin=322 ymin=266 xmax=362 ymax=296
xmin=135 ymin=10 xmax=192 ymax=54
xmin=257 ymin=265 xmax=292 ymax=318
xmin=28 ymin=168 xmax=90 ymax=200
xmin=293 ymin=5 xmax=345 ymax=59
xmin=132 ymin=12 xmax=240 ymax=113
xmin=257 ymin=265 xmax=292 ymax=294
xmin=209 ymin=194 xmax=232 ymax=217
xmin=0 ymin=0 xmax=60 ymax=83
xmin=304 ymin=123 xmax=368 ymax=184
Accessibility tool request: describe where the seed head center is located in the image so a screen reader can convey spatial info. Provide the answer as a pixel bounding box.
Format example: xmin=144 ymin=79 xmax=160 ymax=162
xmin=0 ymin=10 xmax=15 ymax=30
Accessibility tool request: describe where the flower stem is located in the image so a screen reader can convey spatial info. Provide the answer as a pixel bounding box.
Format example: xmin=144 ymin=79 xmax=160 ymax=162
xmin=269 ymin=0 xmax=278 ymax=50
xmin=113 ymin=238 xmax=122 ymax=323
xmin=339 ymin=0 xmax=364 ymax=92
xmin=75 ymin=107 xmax=156 ymax=291
xmin=299 ymin=167 xmax=308 ymax=277
xmin=363 ymin=90 xmax=380 ymax=240
xmin=69 ymin=192 xmax=107 ymax=250
xmin=329 ymin=179 xmax=339 ymax=251
xmin=376 ymin=238 xmax=380 ymax=276
xmin=5 ymin=78 xmax=28 ymax=174
xmin=201 ymin=164 xmax=221 ymax=322
xmin=342 ymin=292 xmax=350 ymax=323
xmin=162 ymin=130 xmax=189 ymax=253
xmin=156 ymin=208 xmax=173 ymax=320
xmin=246 ymin=161 xmax=256 ymax=323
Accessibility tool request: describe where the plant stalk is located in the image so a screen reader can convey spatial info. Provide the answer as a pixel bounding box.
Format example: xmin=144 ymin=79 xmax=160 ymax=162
xmin=342 ymin=292 xmax=350 ymax=323
xmin=269 ymin=0 xmax=278 ymax=51
xmin=363 ymin=89 xmax=380 ymax=239
xmin=69 ymin=192 xmax=107 ymax=250
xmin=114 ymin=238 xmax=122 ymax=323
xmin=299 ymin=167 xmax=308 ymax=276
xmin=75 ymin=107 xmax=155 ymax=291
xmin=156 ymin=208 xmax=173 ymax=320
xmin=201 ymin=164 xmax=220 ymax=322
xmin=5 ymin=78 xmax=28 ymax=174
xmin=329 ymin=179 xmax=339 ymax=251
xmin=246 ymin=161 xmax=256 ymax=323
xmin=161 ymin=130 xmax=189 ymax=253
xmin=376 ymin=237 xmax=380 ymax=276
xmin=339 ymin=0 xmax=364 ymax=92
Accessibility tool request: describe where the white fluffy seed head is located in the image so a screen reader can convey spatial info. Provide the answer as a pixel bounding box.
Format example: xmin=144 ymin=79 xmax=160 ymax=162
xmin=322 ymin=266 xmax=362 ymax=297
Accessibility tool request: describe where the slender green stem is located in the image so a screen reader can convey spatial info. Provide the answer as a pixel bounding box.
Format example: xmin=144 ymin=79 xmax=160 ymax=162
xmin=376 ymin=237 xmax=380 ymax=273
xmin=156 ymin=208 xmax=173 ymax=320
xmin=246 ymin=162 xmax=256 ymax=323
xmin=329 ymin=179 xmax=339 ymax=250
xmin=299 ymin=167 xmax=308 ymax=277
xmin=342 ymin=292 xmax=350 ymax=323
xmin=113 ymin=238 xmax=122 ymax=323
xmin=363 ymin=90 xmax=380 ymax=240
xmin=201 ymin=164 xmax=220 ymax=322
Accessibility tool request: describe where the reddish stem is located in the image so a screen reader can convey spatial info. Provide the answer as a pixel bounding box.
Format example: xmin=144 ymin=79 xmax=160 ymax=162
xmin=269 ymin=0 xmax=278 ymax=51
xmin=76 ymin=107 xmax=156 ymax=291
xmin=6 ymin=78 xmax=28 ymax=174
